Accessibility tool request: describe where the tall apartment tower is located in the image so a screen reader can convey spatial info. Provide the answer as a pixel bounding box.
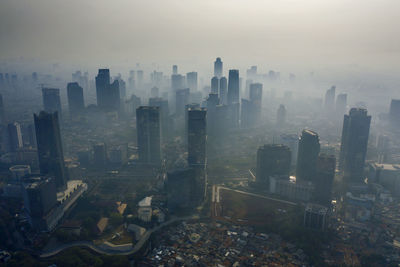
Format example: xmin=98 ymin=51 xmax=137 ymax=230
xmin=67 ymin=82 xmax=85 ymax=116
xmin=136 ymin=106 xmax=161 ymax=165
xmin=256 ymin=144 xmax=291 ymax=186
xmin=214 ymin=57 xmax=223 ymax=78
xmin=42 ymin=88 xmax=62 ymax=118
xmin=296 ymin=130 xmax=320 ymax=183
xmin=34 ymin=111 xmax=67 ymax=190
xmin=339 ymin=108 xmax=371 ymax=184
xmin=249 ymin=83 xmax=263 ymax=123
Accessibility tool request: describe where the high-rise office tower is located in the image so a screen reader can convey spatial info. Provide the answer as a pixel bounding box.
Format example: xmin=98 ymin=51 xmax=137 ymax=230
xmin=0 ymin=94 xmax=5 ymax=124
xmin=175 ymin=88 xmax=190 ymax=116
xmin=95 ymin=69 xmax=121 ymax=111
xmin=214 ymin=57 xmax=223 ymax=78
xmin=324 ymin=86 xmax=336 ymax=112
xmin=136 ymin=70 xmax=144 ymax=89
xmin=296 ymin=130 xmax=320 ymax=183
xmin=149 ymin=97 xmax=170 ymax=141
xmin=256 ymin=144 xmax=291 ymax=186
xmin=23 ymin=177 xmax=57 ymax=230
xmin=186 ymin=72 xmax=198 ymax=91
xmin=389 ymin=99 xmax=400 ymax=128
xmin=339 ymin=108 xmax=371 ymax=184
xmin=314 ymin=154 xmax=335 ymax=206
xmin=227 ymin=70 xmax=239 ymax=105
xmin=336 ymin=93 xmax=347 ymax=117
xmin=136 ymin=106 xmax=161 ymax=165
xmin=188 ymin=108 xmax=207 ymax=166
xmin=240 ymin=99 xmax=252 ymax=128
xmin=249 ymin=83 xmax=262 ymax=123
xmin=95 ymin=69 xmax=110 ymax=108
xmin=228 ymin=102 xmax=240 ymax=129
xmin=211 ymin=77 xmax=219 ymax=94
xmin=246 ymin=66 xmax=257 ymax=80
xmin=93 ymin=142 xmax=108 ymax=168
xmin=187 ymin=108 xmax=207 ymax=205
xmin=171 ymin=74 xmax=184 ymax=92
xmin=206 ymin=93 xmax=219 ymax=136
xmin=7 ymin=122 xmax=23 ymax=152
xmin=42 ymin=88 xmax=62 ymax=118
xmin=151 ymin=87 xmax=159 ymax=98
xmin=280 ymin=134 xmax=298 ymax=166
xmin=172 ymin=65 xmax=178 ymax=75
xmin=67 ymin=82 xmax=85 ymax=117
xmin=276 ymin=104 xmax=286 ymax=126
xmin=219 ymin=77 xmax=228 ymax=105
xmin=34 ymin=111 xmax=67 ymax=190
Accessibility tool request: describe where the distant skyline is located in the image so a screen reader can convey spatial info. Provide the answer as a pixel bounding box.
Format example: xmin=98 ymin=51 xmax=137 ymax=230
xmin=0 ymin=0 xmax=400 ymax=73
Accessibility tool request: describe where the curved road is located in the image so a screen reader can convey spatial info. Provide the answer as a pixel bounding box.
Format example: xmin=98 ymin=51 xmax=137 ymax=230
xmin=40 ymin=214 xmax=201 ymax=258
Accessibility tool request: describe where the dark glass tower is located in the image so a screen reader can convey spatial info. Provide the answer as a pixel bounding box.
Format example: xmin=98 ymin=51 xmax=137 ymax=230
xmin=339 ymin=108 xmax=371 ymax=184
xmin=211 ymin=76 xmax=219 ymax=94
xmin=95 ymin=69 xmax=120 ymax=111
xmin=296 ymin=129 xmax=320 ymax=183
xmin=136 ymin=106 xmax=161 ymax=165
xmin=314 ymin=154 xmax=336 ymax=206
xmin=34 ymin=111 xmax=67 ymax=190
xmin=256 ymin=144 xmax=291 ymax=186
xmin=42 ymin=88 xmax=62 ymax=118
xmin=187 ymin=108 xmax=207 ymax=166
xmin=227 ymin=70 xmax=239 ymax=105
xmin=219 ymin=77 xmax=228 ymax=105
xmin=389 ymin=99 xmax=400 ymax=128
xmin=67 ymin=82 xmax=85 ymax=116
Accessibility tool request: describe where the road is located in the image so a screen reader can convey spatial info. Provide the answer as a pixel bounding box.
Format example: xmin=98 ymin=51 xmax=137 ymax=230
xmin=40 ymin=214 xmax=201 ymax=258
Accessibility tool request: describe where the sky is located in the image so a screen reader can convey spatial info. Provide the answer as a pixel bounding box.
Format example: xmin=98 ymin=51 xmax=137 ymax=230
xmin=0 ymin=0 xmax=400 ymax=73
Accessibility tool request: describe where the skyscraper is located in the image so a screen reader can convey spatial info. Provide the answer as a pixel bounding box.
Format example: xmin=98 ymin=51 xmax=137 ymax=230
xmin=171 ymin=74 xmax=184 ymax=92
xmin=149 ymin=97 xmax=170 ymax=141
xmin=175 ymin=88 xmax=190 ymax=116
xmin=206 ymin=93 xmax=219 ymax=136
xmin=214 ymin=57 xmax=223 ymax=78
xmin=256 ymin=144 xmax=291 ymax=186
xmin=219 ymin=77 xmax=228 ymax=105
xmin=93 ymin=142 xmax=108 ymax=168
xmin=389 ymin=99 xmax=400 ymax=128
xmin=276 ymin=104 xmax=286 ymax=126
xmin=136 ymin=106 xmax=161 ymax=165
xmin=188 ymin=108 xmax=207 ymax=166
xmin=336 ymin=93 xmax=347 ymax=118
xmin=34 ymin=111 xmax=67 ymax=190
xmin=339 ymin=108 xmax=371 ymax=184
xmin=211 ymin=77 xmax=219 ymax=94
xmin=296 ymin=130 xmax=320 ymax=183
xmin=0 ymin=94 xmax=6 ymax=124
xmin=7 ymin=122 xmax=23 ymax=152
xmin=249 ymin=83 xmax=262 ymax=123
xmin=186 ymin=72 xmax=198 ymax=91
xmin=95 ymin=69 xmax=120 ymax=111
xmin=227 ymin=70 xmax=239 ymax=105
xmin=314 ymin=154 xmax=335 ymax=206
xmin=324 ymin=86 xmax=336 ymax=112
xmin=42 ymin=88 xmax=62 ymax=118
xmin=187 ymin=107 xmax=207 ymax=205
xmin=67 ymin=82 xmax=85 ymax=117
xmin=172 ymin=65 xmax=178 ymax=75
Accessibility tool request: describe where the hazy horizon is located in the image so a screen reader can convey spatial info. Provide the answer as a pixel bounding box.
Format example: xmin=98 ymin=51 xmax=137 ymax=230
xmin=1 ymin=0 xmax=400 ymax=74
